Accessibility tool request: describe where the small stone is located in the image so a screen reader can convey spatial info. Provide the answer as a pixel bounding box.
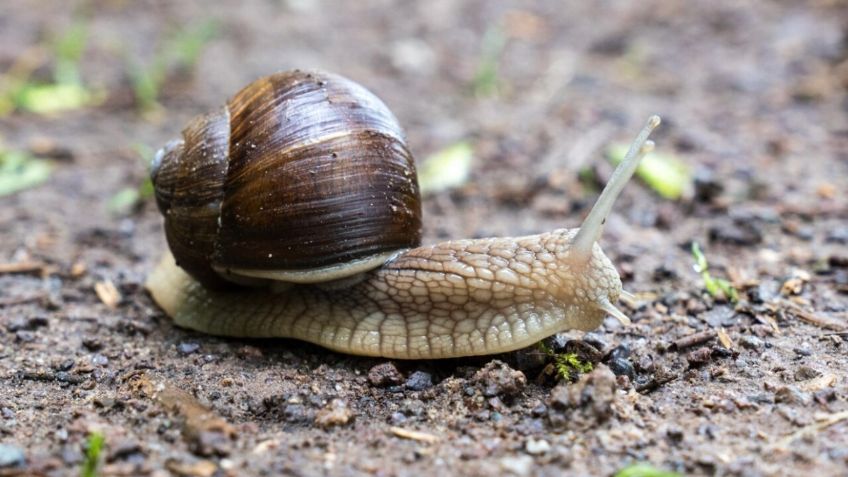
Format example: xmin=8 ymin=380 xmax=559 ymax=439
xmin=524 ymin=438 xmax=551 ymax=455
xmin=794 ymin=365 xmax=820 ymax=381
xmin=0 ymin=444 xmax=25 ymax=468
xmin=499 ymin=455 xmax=534 ymax=477
xmin=686 ymin=347 xmax=713 ymax=367
xmin=314 ymin=399 xmax=353 ymax=428
xmin=405 ymin=371 xmax=433 ymax=391
xmin=774 ymin=386 xmax=810 ymax=405
xmin=608 ymin=357 xmax=635 ymax=380
xmin=794 ymin=346 xmax=812 ymax=357
xmin=178 ymin=342 xmax=200 ymax=355
xmin=107 ymin=440 xmax=142 ymax=462
xmin=368 ymin=362 xmax=404 ymax=387
xmin=7 ymin=316 xmax=49 ymax=332
xmin=283 ymin=404 xmax=309 ymax=423
xmin=608 ymin=344 xmax=631 ymax=361
xmin=471 ymin=360 xmax=526 ymax=398
xmin=82 ymin=337 xmax=103 ymax=351
xmin=739 ymin=335 xmax=763 ymax=350
xmin=530 ymin=403 xmax=547 ymax=417
xmin=91 ymin=354 xmax=109 ymax=366
xmin=666 ymin=426 xmax=685 ymax=443
xmin=389 ymin=411 xmax=407 ymax=425
xmin=15 ymin=331 xmax=35 ymax=343
xmin=826 ymin=226 xmax=848 ymax=244
xmin=193 ymin=431 xmax=232 ymax=457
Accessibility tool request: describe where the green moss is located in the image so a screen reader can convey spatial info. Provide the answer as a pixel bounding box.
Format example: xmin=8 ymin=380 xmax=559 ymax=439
xmin=538 ymin=342 xmax=594 ymax=381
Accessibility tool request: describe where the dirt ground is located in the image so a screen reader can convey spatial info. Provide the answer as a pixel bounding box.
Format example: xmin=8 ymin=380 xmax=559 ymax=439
xmin=1 ymin=1 xmax=847 ymax=476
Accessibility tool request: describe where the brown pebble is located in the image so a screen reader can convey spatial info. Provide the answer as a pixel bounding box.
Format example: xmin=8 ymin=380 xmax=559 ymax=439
xmin=471 ymin=360 xmax=526 ymax=398
xmin=368 ymin=362 xmax=404 ymax=387
xmin=686 ymin=347 xmax=713 ymax=367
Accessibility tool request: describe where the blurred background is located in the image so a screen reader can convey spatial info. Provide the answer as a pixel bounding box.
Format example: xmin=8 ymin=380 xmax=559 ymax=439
xmin=1 ymin=1 xmax=845 ymax=244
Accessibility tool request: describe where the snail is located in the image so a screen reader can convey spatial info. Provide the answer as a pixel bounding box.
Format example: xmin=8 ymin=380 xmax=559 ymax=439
xmin=145 ymin=70 xmax=661 ymax=359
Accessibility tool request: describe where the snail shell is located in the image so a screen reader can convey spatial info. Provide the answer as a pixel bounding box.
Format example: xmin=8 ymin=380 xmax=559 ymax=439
xmin=150 ymin=71 xmax=422 ymax=288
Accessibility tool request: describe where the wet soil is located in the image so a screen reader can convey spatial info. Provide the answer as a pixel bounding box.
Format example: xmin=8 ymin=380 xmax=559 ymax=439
xmin=1 ymin=1 xmax=847 ymax=476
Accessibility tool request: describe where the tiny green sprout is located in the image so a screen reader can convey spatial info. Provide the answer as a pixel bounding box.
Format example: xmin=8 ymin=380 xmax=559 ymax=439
xmin=537 ymin=342 xmax=594 ymax=381
xmin=614 ymin=463 xmax=682 ymax=477
xmin=52 ymin=19 xmax=89 ymax=87
xmin=691 ymin=242 xmax=738 ymax=302
xmin=128 ymin=19 xmax=219 ymax=114
xmin=81 ymin=431 xmax=105 ymax=477
xmin=471 ymin=24 xmax=506 ymax=97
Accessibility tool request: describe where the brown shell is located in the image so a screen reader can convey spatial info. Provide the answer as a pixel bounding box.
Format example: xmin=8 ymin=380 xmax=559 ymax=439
xmin=151 ymin=70 xmax=422 ymax=287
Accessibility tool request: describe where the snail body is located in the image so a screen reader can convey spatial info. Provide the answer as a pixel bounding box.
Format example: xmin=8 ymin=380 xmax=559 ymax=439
xmin=146 ymin=70 xmax=660 ymax=359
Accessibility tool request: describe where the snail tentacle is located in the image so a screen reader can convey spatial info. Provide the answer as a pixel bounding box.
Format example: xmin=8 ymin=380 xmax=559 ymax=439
xmin=570 ymin=116 xmax=660 ymax=263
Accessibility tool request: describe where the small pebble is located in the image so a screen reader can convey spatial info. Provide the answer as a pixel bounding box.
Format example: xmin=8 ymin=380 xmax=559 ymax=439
xmin=686 ymin=347 xmax=713 ymax=367
xmin=499 ymin=455 xmax=534 ymax=476
xmin=524 ymin=438 xmax=551 ymax=455
xmin=608 ymin=357 xmax=635 ymax=380
xmin=608 ymin=344 xmax=631 ymax=361
xmin=471 ymin=361 xmax=526 ymax=397
xmin=0 ymin=444 xmax=25 ymax=468
xmin=405 ymin=371 xmax=433 ymax=391
xmin=6 ymin=316 xmax=49 ymax=332
xmin=826 ymin=226 xmax=848 ymax=244
xmin=739 ymin=335 xmax=763 ymax=350
xmin=794 ymin=365 xmax=820 ymax=381
xmin=91 ymin=354 xmax=109 ymax=366
xmin=389 ymin=411 xmax=407 ymax=425
xmin=774 ymin=386 xmax=810 ymax=405
xmin=82 ymin=337 xmax=103 ymax=351
xmin=15 ymin=331 xmax=35 ymax=343
xmin=368 ymin=362 xmax=404 ymax=387
xmin=314 ymin=399 xmax=353 ymax=428
xmin=178 ymin=342 xmax=200 ymax=355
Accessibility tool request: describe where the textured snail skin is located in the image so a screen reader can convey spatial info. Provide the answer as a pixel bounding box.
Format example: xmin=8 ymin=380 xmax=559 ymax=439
xmin=146 ymin=229 xmax=621 ymax=359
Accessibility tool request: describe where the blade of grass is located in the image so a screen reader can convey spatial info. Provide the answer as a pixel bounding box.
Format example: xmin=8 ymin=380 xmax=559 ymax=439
xmin=81 ymin=431 xmax=105 ymax=477
xmin=471 ymin=24 xmax=507 ymax=97
xmin=691 ymin=242 xmax=738 ymax=302
xmin=52 ymin=19 xmax=88 ymax=86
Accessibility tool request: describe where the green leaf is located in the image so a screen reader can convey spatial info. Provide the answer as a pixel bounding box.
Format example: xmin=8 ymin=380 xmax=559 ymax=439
xmin=608 ymin=144 xmax=691 ymax=200
xmin=0 ymin=150 xmax=52 ymax=196
xmin=14 ymin=83 xmax=91 ymax=114
xmin=418 ymin=141 xmax=473 ymax=195
xmin=615 ymin=463 xmax=682 ymax=477
xmin=81 ymin=431 xmax=105 ymax=477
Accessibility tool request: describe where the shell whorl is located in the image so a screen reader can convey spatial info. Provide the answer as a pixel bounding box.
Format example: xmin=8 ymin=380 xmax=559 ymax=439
xmin=151 ymin=70 xmax=422 ymax=287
